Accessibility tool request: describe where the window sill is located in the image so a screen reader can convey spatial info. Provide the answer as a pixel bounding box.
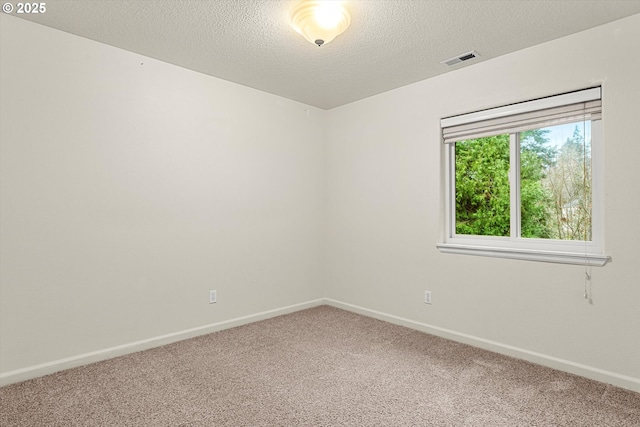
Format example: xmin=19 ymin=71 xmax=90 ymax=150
xmin=436 ymin=243 xmax=611 ymax=266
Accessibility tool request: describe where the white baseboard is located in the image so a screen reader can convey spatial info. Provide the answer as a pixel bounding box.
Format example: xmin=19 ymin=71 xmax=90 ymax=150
xmin=0 ymin=298 xmax=324 ymax=387
xmin=325 ymin=298 xmax=640 ymax=393
xmin=3 ymin=297 xmax=638 ymax=393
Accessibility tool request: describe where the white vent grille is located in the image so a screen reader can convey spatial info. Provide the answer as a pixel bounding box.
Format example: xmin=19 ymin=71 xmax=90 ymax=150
xmin=441 ymin=51 xmax=479 ymax=66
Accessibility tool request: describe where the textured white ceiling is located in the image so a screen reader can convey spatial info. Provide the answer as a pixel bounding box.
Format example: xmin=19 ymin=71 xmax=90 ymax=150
xmin=11 ymin=0 xmax=640 ymax=109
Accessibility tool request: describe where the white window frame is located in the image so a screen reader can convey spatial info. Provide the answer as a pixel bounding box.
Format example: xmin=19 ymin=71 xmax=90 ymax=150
xmin=437 ymin=88 xmax=610 ymax=266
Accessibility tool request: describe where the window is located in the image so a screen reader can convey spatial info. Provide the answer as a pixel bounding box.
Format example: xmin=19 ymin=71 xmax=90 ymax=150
xmin=438 ymin=87 xmax=610 ymax=266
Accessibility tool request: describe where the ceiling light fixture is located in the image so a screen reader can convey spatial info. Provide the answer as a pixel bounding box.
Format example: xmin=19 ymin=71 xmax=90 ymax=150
xmin=290 ymin=1 xmax=351 ymax=47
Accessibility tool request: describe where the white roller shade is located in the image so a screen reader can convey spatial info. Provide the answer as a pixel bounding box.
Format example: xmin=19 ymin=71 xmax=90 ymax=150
xmin=442 ymin=87 xmax=601 ymax=144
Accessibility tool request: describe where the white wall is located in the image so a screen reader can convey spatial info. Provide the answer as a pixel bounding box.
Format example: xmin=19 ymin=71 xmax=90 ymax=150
xmin=0 ymin=15 xmax=325 ymax=378
xmin=325 ymin=14 xmax=640 ymax=391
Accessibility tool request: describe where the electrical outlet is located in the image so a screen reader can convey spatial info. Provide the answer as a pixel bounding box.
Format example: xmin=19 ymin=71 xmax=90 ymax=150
xmin=424 ymin=290 xmax=432 ymax=305
xmin=209 ymin=290 xmax=217 ymax=304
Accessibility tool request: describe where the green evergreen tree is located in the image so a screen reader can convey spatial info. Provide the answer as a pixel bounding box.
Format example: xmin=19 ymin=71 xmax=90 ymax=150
xmin=455 ymin=135 xmax=510 ymax=236
xmin=454 ymin=129 xmax=554 ymax=238
xmin=520 ymin=129 xmax=554 ymax=238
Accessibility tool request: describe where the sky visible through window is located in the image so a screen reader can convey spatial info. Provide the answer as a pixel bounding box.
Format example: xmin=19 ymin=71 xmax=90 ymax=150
xmin=541 ymin=121 xmax=591 ymax=149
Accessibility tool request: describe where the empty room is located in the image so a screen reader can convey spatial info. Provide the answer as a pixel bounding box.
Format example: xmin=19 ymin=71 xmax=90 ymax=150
xmin=1 ymin=1 xmax=639 ymax=425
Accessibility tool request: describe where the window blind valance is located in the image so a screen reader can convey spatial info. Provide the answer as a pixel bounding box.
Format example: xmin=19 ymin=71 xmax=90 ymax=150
xmin=441 ymin=87 xmax=601 ymax=144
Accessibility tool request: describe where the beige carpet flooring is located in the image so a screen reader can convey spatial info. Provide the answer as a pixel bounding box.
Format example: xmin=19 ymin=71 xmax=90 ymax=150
xmin=1 ymin=305 xmax=639 ymax=426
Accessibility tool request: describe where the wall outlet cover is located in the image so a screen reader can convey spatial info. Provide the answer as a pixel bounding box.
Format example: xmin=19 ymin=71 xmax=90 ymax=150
xmin=424 ymin=290 xmax=432 ymax=305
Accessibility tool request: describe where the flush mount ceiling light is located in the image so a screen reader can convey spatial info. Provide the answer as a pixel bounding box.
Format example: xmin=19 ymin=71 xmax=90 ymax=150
xmin=290 ymin=0 xmax=351 ymax=47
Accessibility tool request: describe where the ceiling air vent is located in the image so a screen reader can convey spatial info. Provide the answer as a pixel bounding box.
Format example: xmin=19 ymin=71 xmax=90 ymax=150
xmin=441 ymin=51 xmax=479 ymax=66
